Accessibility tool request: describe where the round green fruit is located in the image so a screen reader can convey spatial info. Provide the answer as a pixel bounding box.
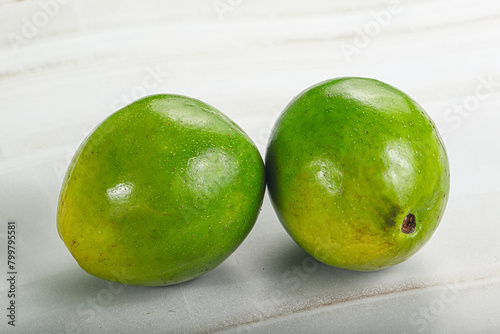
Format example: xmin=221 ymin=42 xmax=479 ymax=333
xmin=57 ymin=94 xmax=265 ymax=286
xmin=266 ymin=77 xmax=450 ymax=271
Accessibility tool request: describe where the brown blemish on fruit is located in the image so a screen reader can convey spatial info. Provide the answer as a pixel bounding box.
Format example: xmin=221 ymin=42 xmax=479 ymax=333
xmin=402 ymin=213 xmax=416 ymax=234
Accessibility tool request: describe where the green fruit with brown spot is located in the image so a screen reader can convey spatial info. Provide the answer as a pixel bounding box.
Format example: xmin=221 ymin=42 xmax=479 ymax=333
xmin=57 ymin=94 xmax=265 ymax=285
xmin=266 ymin=77 xmax=450 ymax=271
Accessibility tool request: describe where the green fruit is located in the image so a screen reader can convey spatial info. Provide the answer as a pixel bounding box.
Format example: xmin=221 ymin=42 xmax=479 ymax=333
xmin=57 ymin=94 xmax=265 ymax=286
xmin=266 ymin=77 xmax=449 ymax=271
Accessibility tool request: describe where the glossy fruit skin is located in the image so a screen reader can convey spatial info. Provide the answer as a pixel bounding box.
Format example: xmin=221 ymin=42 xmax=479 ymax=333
xmin=266 ymin=77 xmax=450 ymax=271
xmin=57 ymin=94 xmax=265 ymax=286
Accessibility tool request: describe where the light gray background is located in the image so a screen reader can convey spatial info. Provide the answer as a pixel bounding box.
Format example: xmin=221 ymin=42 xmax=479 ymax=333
xmin=1 ymin=0 xmax=499 ymax=333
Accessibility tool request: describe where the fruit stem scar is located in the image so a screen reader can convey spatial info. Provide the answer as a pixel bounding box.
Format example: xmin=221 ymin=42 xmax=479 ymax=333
xmin=401 ymin=213 xmax=416 ymax=234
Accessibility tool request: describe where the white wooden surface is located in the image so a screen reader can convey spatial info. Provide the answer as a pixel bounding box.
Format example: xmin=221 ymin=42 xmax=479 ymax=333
xmin=1 ymin=0 xmax=500 ymax=333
